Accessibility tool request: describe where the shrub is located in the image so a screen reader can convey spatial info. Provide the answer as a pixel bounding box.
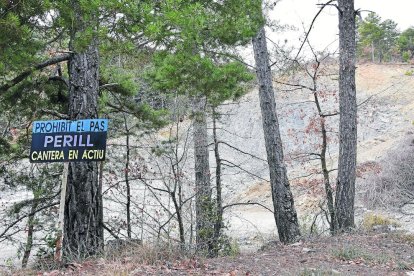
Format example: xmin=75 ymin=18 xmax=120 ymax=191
xmin=332 ymin=246 xmax=389 ymax=264
xmin=104 ymin=241 xmax=183 ymax=265
xmin=389 ymin=232 xmax=414 ymax=245
xmin=332 ymin=246 xmax=367 ymax=261
xmin=405 ymin=69 xmax=414 ymax=76
xmin=363 ymin=134 xmax=414 ymax=209
xmin=218 ymin=237 xmax=240 ymax=257
xmin=300 ymin=268 xmax=336 ymax=276
xmin=361 ymin=213 xmax=400 ymax=230
xmin=402 ymin=51 xmax=411 ymax=63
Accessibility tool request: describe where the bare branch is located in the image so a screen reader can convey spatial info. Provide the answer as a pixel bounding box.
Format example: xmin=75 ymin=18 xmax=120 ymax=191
xmin=103 ymin=224 xmax=120 ymax=240
xmin=219 ymin=141 xmax=267 ymax=162
xmin=223 ymin=202 xmax=274 ymax=213
xmin=0 ymin=201 xmax=59 ymax=240
xmin=270 ymin=0 xmax=337 ymax=68
xmin=274 ymin=80 xmax=313 ymax=91
xmin=357 ymin=82 xmax=401 ymax=108
xmin=48 ymin=76 xmax=69 ymax=87
xmin=100 ymin=83 xmax=119 ymax=90
xmin=320 ymin=112 xmax=339 ymax=117
xmin=40 ymin=109 xmax=69 ymax=119
xmin=222 ymin=159 xmax=269 ymax=182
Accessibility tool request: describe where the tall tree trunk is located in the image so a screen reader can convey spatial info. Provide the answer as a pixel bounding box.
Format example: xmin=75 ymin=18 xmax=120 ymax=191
xmin=123 ymin=115 xmax=132 ymax=239
xmin=172 ymin=117 xmax=185 ymax=248
xmin=320 ymin=118 xmax=335 ymax=234
xmin=63 ymin=0 xmax=103 ymax=259
xmin=21 ymin=201 xmax=37 ymax=268
xmin=313 ymin=92 xmax=335 ymax=234
xmin=192 ymin=98 xmax=213 ymax=255
xmin=252 ymin=27 xmax=300 ymax=244
xmin=212 ymin=109 xmax=222 ymax=257
xmin=371 ymin=42 xmax=375 ymax=63
xmin=171 ymin=192 xmax=185 ymax=248
xmin=335 ymin=0 xmax=357 ymax=232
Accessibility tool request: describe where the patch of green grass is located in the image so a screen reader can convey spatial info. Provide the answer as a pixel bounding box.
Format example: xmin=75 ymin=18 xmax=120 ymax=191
xmin=396 ymin=261 xmax=412 ymax=271
xmin=332 ymin=246 xmax=390 ymax=264
xmin=219 ymin=238 xmax=240 ymax=257
xmin=374 ymin=252 xmax=391 ymax=264
xmin=300 ymin=268 xmax=338 ymax=276
xmin=332 ymin=246 xmax=366 ymax=261
xmin=405 ymin=69 xmax=414 ymax=76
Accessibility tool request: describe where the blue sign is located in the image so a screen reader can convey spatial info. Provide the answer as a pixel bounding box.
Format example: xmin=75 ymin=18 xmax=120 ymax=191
xmin=30 ymin=119 xmax=108 ymax=163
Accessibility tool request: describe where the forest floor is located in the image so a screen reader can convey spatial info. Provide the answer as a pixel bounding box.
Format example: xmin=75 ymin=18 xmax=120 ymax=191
xmin=7 ymin=231 xmax=414 ymax=275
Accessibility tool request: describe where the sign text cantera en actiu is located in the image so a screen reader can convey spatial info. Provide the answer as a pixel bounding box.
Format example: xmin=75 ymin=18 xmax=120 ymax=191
xmin=28 ymin=118 xmax=108 ymax=262
xmin=29 ymin=119 xmax=108 ymax=163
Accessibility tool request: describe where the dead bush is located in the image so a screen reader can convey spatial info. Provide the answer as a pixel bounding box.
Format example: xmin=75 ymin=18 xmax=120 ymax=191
xmin=361 ymin=213 xmax=400 ymax=231
xmin=363 ymin=133 xmax=414 ymax=209
xmin=104 ymin=240 xmax=184 ymax=265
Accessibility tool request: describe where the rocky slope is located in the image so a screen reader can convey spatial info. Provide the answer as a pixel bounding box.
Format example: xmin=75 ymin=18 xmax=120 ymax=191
xmin=215 ymin=63 xmax=414 ymax=247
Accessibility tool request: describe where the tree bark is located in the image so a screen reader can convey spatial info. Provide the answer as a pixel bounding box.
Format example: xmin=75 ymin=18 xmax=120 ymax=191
xmin=21 ymin=201 xmax=37 ymax=268
xmin=335 ymin=0 xmax=357 ymax=232
xmin=192 ymin=98 xmax=214 ymax=255
xmin=212 ymin=109 xmax=223 ymax=257
xmin=314 ymin=92 xmax=335 ymax=234
xmin=63 ymin=0 xmax=103 ymax=259
xmin=371 ymin=42 xmax=375 ymax=63
xmin=123 ymin=115 xmax=132 ymax=239
xmin=252 ymin=27 xmax=300 ymax=243
xmin=172 ymin=117 xmax=185 ymax=248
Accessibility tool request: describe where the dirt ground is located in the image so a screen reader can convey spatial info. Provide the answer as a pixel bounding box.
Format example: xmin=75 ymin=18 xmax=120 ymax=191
xmin=5 ymin=231 xmax=414 ymax=276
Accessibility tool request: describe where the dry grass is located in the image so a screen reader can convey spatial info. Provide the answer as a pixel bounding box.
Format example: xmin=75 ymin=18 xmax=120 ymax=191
xmin=363 ymin=133 xmax=414 ymax=209
xmin=7 ymin=232 xmax=414 ymax=275
xmin=6 ymin=242 xmax=186 ymax=276
xmin=104 ymin=242 xmax=184 ymax=265
xmin=388 ymin=232 xmax=414 ymax=245
xmin=361 ymin=213 xmax=400 ymax=231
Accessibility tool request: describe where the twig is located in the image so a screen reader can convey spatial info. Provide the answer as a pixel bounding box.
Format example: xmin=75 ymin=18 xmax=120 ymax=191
xmin=40 ymin=109 xmax=69 ymax=119
xmin=219 ymin=141 xmax=267 ymax=162
xmin=103 ymin=224 xmax=120 ymax=240
xmin=0 ymin=202 xmax=59 ymax=240
xmin=221 ymin=159 xmax=269 ymax=182
xmin=223 ymin=202 xmax=274 ymax=214
xmin=269 ymin=0 xmax=337 ymax=68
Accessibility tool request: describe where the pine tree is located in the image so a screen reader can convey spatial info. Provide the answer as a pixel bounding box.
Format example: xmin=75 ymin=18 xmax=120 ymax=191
xmin=146 ymin=0 xmax=262 ymax=255
xmin=357 ymin=12 xmax=399 ymax=62
xmin=335 ymin=0 xmax=357 ymax=232
xmin=0 ymin=0 xmax=166 ymax=259
xmin=252 ymin=26 xmax=301 ymax=244
xmin=398 ymin=27 xmax=414 ymax=60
